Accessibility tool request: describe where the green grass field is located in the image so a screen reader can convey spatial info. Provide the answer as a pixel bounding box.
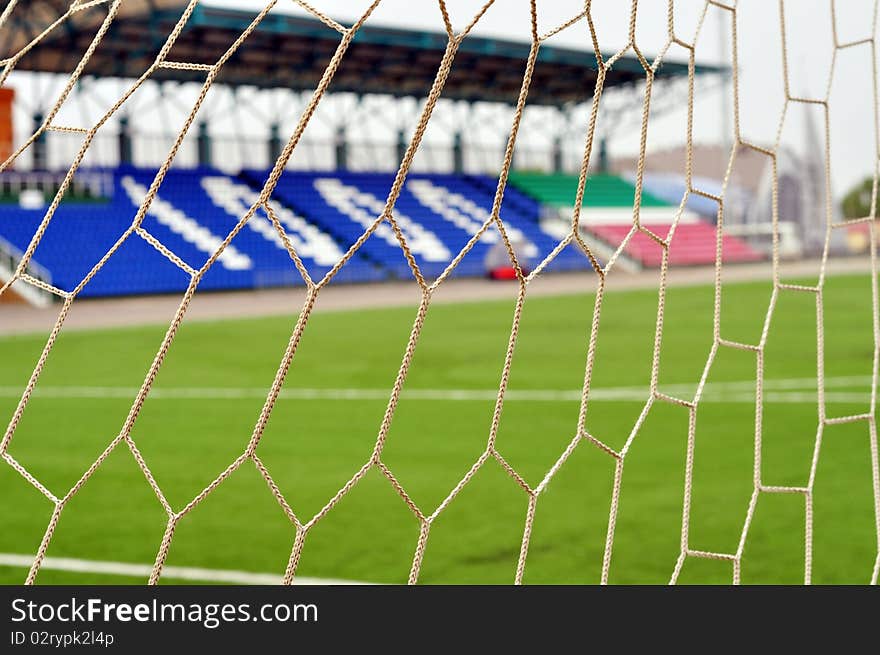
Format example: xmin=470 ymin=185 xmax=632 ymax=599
xmin=0 ymin=271 xmax=877 ymax=584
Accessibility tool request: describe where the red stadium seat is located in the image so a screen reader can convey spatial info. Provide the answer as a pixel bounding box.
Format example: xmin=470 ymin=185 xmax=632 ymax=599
xmin=587 ymin=222 xmax=763 ymax=267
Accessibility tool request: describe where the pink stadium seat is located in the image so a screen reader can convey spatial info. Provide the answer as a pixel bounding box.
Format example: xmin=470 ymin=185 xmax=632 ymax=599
xmin=587 ymin=222 xmax=763 ymax=267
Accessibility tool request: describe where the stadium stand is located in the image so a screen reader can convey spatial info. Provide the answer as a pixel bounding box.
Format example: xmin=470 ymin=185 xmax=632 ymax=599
xmin=0 ymin=3 xmax=735 ymax=301
xmin=589 ymin=222 xmax=763 ymax=267
xmin=243 ymin=170 xmax=589 ymax=279
xmin=0 ymin=167 xmax=383 ymax=297
xmin=0 ymin=167 xmax=763 ymax=300
xmin=0 ymin=167 xmax=594 ymax=298
xmin=507 ymin=171 xmax=763 ymax=267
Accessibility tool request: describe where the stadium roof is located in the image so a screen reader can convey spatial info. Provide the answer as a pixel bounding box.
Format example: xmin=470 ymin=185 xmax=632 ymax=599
xmin=3 ymin=1 xmax=722 ymax=106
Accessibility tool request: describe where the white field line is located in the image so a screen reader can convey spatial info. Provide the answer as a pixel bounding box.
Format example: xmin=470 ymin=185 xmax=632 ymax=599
xmin=0 ymin=553 xmax=366 ymax=585
xmin=0 ymin=376 xmax=872 ymax=404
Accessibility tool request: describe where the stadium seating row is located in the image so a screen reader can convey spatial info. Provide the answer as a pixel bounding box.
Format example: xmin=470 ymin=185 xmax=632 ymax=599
xmin=0 ymin=168 xmax=762 ymax=298
xmin=589 ymin=223 xmax=763 ymax=267
xmin=0 ymin=167 xmax=587 ymax=297
xmin=243 ymin=169 xmax=588 ymax=280
xmin=508 ymin=171 xmax=671 ymax=208
xmin=507 ymin=171 xmax=762 ymax=268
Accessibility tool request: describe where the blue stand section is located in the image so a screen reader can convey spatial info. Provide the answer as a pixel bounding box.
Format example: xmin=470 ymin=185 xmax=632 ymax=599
xmin=0 ymin=167 xmax=591 ymax=298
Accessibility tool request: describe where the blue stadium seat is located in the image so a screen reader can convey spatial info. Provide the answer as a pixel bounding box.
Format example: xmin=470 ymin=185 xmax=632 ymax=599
xmin=0 ymin=166 xmax=384 ymax=297
xmin=0 ymin=167 xmax=589 ymax=298
xmin=244 ymin=169 xmax=590 ymax=280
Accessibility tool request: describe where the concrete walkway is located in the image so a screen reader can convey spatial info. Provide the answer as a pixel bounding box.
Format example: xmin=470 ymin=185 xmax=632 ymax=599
xmin=0 ymin=257 xmax=873 ymax=336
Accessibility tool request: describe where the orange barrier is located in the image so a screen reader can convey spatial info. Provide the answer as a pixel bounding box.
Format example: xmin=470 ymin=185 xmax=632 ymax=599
xmin=0 ymin=87 xmax=13 ymax=163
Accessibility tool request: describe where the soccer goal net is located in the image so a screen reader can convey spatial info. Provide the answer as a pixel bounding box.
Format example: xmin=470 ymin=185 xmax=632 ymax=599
xmin=0 ymin=0 xmax=878 ymax=585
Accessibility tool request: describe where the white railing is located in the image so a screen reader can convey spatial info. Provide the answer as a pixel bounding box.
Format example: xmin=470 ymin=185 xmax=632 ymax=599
xmin=0 ymin=235 xmax=54 ymax=307
xmin=0 ymin=170 xmax=112 ymax=200
xmin=724 ymin=221 xmax=801 ymax=259
xmin=13 ymin=130 xmax=580 ymax=176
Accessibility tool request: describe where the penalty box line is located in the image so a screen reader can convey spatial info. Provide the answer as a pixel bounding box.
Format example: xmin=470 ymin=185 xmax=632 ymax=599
xmin=0 ymin=553 xmax=368 ymax=585
xmin=0 ymin=376 xmax=872 ymax=404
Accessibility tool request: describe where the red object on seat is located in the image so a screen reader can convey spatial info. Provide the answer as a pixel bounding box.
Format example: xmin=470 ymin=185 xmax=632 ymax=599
xmin=587 ymin=222 xmax=763 ymax=267
xmin=489 ymin=266 xmax=521 ymax=280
